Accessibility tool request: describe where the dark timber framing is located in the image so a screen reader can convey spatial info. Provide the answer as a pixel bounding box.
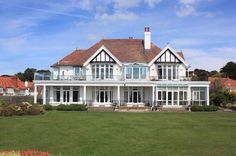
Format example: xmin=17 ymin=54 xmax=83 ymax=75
xmin=155 ymin=49 xmax=182 ymax=64
xmin=90 ymin=50 xmax=116 ymax=63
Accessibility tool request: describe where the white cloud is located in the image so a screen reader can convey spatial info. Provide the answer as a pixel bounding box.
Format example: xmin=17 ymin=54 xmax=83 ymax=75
xmin=171 ymin=38 xmax=205 ymax=47
xmin=96 ymin=11 xmax=139 ymax=22
xmin=114 ymin=0 xmax=141 ymax=9
xmin=144 ymin=0 xmax=162 ymax=8
xmin=182 ymin=47 xmax=236 ymax=71
xmin=86 ymin=34 xmax=103 ymax=41
xmin=176 ymin=0 xmax=213 ymax=17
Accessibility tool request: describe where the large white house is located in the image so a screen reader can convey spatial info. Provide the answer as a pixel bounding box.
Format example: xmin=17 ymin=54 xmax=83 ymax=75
xmin=34 ymin=27 xmax=210 ymax=108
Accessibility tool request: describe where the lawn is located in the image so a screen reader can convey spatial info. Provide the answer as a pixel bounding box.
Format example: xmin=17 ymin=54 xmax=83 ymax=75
xmin=0 ymin=111 xmax=236 ymax=156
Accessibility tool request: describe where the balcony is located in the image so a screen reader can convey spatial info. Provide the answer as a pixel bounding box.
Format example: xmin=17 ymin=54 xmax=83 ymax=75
xmin=34 ymin=72 xmax=123 ymax=81
xmin=34 ymin=72 xmax=191 ymax=82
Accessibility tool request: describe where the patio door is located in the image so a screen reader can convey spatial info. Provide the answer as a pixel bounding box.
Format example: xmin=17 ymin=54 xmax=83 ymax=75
xmin=63 ymin=90 xmax=70 ymax=103
xmin=167 ymin=91 xmax=178 ymax=106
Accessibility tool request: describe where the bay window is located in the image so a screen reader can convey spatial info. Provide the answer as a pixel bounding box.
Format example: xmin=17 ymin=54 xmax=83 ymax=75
xmin=157 ymin=64 xmax=179 ymax=80
xmin=125 ymin=66 xmax=147 ymax=80
xmin=92 ymin=64 xmax=113 ymax=80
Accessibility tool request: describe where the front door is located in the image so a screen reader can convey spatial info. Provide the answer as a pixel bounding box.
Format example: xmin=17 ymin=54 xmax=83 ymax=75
xmin=63 ymin=90 xmax=70 ymax=103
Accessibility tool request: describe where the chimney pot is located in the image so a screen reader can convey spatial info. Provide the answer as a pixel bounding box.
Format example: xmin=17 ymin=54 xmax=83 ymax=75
xmin=144 ymin=27 xmax=151 ymax=49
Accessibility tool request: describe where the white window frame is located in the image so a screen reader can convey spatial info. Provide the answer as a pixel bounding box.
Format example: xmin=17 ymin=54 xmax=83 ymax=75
xmin=125 ymin=66 xmax=147 ymax=80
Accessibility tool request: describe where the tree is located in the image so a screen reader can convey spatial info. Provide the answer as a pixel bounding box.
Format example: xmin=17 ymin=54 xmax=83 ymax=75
xmin=191 ymin=69 xmax=209 ymax=81
xmin=15 ymin=68 xmax=50 ymax=82
xmin=221 ymin=61 xmax=236 ymax=80
xmin=23 ymin=68 xmax=36 ymax=82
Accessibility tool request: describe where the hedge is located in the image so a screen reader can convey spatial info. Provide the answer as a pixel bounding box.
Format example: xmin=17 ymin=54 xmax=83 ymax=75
xmin=44 ymin=104 xmax=87 ymax=111
xmin=191 ymin=105 xmax=219 ymax=112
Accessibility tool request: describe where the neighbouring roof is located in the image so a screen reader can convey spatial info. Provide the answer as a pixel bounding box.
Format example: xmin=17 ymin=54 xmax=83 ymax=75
xmin=208 ymin=77 xmax=236 ymax=90
xmin=0 ymin=76 xmax=34 ymax=91
xmin=52 ymin=39 xmax=185 ymax=67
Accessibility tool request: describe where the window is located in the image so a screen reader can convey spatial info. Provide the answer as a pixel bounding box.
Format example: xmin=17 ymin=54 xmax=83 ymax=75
xmin=140 ymin=67 xmax=147 ymax=79
xmin=157 ymin=64 xmax=179 ymax=80
xmin=191 ymin=87 xmax=206 ymax=105
xmin=125 ymin=66 xmax=147 ymax=80
xmin=133 ymin=67 xmax=139 ymax=79
xmin=0 ymin=88 xmax=3 ymax=93
xmin=74 ymin=67 xmax=81 ymax=75
xmin=126 ymin=67 xmax=132 ymax=79
xmin=53 ymin=88 xmax=60 ymax=102
xmin=7 ymin=88 xmax=14 ymax=95
xmin=92 ymin=64 xmax=113 ymax=80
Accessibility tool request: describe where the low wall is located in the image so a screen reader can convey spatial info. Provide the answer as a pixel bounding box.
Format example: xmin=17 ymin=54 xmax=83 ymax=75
xmin=0 ymin=96 xmax=34 ymax=105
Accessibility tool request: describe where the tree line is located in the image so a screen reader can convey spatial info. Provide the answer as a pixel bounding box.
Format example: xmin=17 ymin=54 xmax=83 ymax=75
xmin=191 ymin=61 xmax=236 ymax=81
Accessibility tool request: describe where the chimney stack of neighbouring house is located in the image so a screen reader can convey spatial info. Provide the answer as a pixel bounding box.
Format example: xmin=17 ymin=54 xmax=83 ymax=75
xmin=144 ymin=27 xmax=151 ymax=50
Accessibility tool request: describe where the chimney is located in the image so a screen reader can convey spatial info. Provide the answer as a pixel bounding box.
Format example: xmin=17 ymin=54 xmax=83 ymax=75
xmin=25 ymin=81 xmax=28 ymax=87
xmin=144 ymin=27 xmax=151 ymax=50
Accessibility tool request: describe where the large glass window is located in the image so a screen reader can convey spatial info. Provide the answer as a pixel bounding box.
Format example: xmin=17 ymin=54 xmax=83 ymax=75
xmin=125 ymin=66 xmax=147 ymax=80
xmin=157 ymin=64 xmax=179 ymax=80
xmin=124 ymin=87 xmax=143 ymax=103
xmin=94 ymin=87 xmax=113 ymax=103
xmin=157 ymin=86 xmax=188 ymax=106
xmin=191 ymin=87 xmax=206 ymax=105
xmin=92 ymin=64 xmax=113 ymax=80
xmin=133 ymin=67 xmax=139 ymax=79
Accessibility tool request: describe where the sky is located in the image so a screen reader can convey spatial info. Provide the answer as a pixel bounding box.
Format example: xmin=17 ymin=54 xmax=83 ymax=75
xmin=0 ymin=0 xmax=235 ymax=75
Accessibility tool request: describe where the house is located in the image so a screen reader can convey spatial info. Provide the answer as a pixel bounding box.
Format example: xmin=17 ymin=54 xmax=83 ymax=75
xmin=208 ymin=77 xmax=236 ymax=92
xmin=0 ymin=76 xmax=34 ymax=96
xmin=34 ymin=27 xmax=210 ymax=107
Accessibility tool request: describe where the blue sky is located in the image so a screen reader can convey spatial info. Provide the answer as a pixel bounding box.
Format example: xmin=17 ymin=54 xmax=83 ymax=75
xmin=0 ymin=0 xmax=235 ymax=74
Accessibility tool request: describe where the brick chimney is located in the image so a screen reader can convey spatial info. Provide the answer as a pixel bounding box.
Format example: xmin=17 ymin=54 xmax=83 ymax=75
xmin=144 ymin=27 xmax=151 ymax=50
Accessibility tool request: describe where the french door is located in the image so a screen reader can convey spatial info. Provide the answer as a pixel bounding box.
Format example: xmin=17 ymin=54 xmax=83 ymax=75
xmin=167 ymin=91 xmax=178 ymax=106
xmin=63 ymin=90 xmax=70 ymax=103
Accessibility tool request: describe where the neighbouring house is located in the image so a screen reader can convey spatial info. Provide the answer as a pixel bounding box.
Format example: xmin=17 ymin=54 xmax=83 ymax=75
xmin=208 ymin=77 xmax=236 ymax=92
xmin=0 ymin=76 xmax=34 ymax=96
xmin=34 ymin=27 xmax=210 ymax=107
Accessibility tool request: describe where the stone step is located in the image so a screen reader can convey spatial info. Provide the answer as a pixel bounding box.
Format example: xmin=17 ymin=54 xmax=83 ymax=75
xmin=159 ymin=107 xmax=187 ymax=112
xmin=115 ymin=106 xmax=151 ymax=112
xmin=88 ymin=106 xmax=115 ymax=112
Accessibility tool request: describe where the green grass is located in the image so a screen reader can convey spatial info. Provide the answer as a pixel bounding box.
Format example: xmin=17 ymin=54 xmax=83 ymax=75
xmin=0 ymin=111 xmax=236 ymax=156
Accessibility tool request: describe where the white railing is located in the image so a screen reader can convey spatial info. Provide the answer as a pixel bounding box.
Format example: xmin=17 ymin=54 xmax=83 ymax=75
xmin=34 ymin=72 xmax=191 ymax=81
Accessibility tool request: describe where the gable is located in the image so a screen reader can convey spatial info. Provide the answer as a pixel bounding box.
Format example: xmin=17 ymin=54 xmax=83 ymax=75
xmin=148 ymin=45 xmax=189 ymax=67
xmin=155 ymin=49 xmax=181 ymax=63
xmin=90 ymin=50 xmax=116 ymax=63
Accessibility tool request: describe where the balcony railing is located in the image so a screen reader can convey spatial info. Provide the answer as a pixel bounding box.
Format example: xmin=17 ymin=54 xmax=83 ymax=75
xmin=34 ymin=72 xmax=191 ymax=81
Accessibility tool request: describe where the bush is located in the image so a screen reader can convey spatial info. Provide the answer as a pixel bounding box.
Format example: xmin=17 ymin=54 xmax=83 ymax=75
xmin=191 ymin=105 xmax=218 ymax=112
xmin=56 ymin=104 xmax=87 ymax=111
xmin=230 ymin=105 xmax=236 ymax=111
xmin=0 ymin=107 xmax=15 ymax=116
xmin=27 ymin=105 xmax=44 ymax=115
xmin=44 ymin=104 xmax=54 ymax=111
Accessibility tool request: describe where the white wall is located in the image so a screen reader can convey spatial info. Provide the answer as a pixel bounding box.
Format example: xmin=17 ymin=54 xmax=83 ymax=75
xmin=179 ymin=64 xmax=186 ymax=79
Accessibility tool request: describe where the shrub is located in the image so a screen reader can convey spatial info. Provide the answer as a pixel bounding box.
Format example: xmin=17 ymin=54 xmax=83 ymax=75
xmin=191 ymin=105 xmax=218 ymax=112
xmin=0 ymin=107 xmax=15 ymax=116
xmin=27 ymin=104 xmax=44 ymax=115
xmin=230 ymin=105 xmax=236 ymax=111
xmin=44 ymin=104 xmax=54 ymax=111
xmin=56 ymin=104 xmax=87 ymax=111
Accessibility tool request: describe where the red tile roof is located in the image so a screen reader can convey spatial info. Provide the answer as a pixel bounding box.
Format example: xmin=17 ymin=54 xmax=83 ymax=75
xmin=52 ymin=39 xmax=185 ymax=67
xmin=208 ymin=77 xmax=236 ymax=89
xmin=0 ymin=76 xmax=34 ymax=91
